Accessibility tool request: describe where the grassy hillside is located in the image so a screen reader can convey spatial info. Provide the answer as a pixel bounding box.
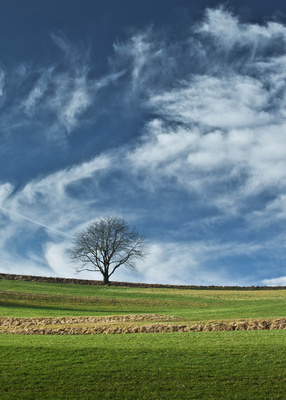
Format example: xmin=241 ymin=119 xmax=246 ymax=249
xmin=1 ymin=279 xmax=286 ymax=399
xmin=1 ymin=279 xmax=286 ymax=321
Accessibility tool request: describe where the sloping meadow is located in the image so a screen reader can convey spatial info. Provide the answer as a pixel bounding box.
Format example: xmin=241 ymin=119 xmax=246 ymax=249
xmin=1 ymin=278 xmax=286 ymax=334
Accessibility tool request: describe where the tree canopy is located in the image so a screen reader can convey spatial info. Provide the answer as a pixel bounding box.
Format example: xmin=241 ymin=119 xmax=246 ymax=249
xmin=66 ymin=216 xmax=147 ymax=284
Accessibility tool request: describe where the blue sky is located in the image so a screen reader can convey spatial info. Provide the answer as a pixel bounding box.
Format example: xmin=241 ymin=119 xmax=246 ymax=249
xmin=1 ymin=0 xmax=286 ymax=285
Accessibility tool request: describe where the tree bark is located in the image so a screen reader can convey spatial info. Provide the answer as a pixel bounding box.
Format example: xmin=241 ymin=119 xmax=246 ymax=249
xmin=103 ymin=273 xmax=110 ymax=285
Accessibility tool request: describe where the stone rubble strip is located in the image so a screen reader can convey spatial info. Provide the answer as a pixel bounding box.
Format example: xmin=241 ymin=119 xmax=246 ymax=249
xmin=0 ymin=316 xmax=286 ymax=335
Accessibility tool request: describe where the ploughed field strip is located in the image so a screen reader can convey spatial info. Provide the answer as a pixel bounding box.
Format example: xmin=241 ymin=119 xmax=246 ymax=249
xmin=1 ymin=314 xmax=286 ymax=334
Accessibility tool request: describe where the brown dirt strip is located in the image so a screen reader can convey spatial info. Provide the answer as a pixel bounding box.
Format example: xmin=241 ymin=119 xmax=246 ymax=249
xmin=1 ymin=315 xmax=286 ymax=335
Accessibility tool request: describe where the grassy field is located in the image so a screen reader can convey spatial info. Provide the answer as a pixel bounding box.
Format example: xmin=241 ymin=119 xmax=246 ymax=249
xmin=1 ymin=331 xmax=286 ymax=399
xmin=1 ymin=279 xmax=286 ymax=399
xmin=1 ymin=279 xmax=286 ymax=321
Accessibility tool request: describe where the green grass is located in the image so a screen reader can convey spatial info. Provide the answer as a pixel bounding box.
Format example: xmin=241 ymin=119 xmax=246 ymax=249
xmin=1 ymin=279 xmax=286 ymax=399
xmin=1 ymin=331 xmax=286 ymax=399
xmin=1 ymin=279 xmax=286 ymax=322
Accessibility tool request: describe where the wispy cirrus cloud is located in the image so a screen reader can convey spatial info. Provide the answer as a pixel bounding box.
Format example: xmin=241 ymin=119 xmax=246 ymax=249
xmin=0 ymin=152 xmax=115 ymax=277
xmin=4 ymin=153 xmax=113 ymax=233
xmin=124 ymin=7 xmax=286 ymax=222
xmin=23 ymin=67 xmax=54 ymax=115
xmin=197 ymin=6 xmax=286 ymax=53
xmin=0 ymin=34 xmax=123 ymax=142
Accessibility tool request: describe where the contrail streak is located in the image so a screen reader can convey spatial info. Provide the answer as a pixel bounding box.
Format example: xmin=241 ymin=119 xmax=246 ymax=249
xmin=0 ymin=206 xmax=74 ymax=238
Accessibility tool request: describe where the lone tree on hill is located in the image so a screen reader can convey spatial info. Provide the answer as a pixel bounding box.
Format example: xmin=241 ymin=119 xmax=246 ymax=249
xmin=66 ymin=216 xmax=147 ymax=285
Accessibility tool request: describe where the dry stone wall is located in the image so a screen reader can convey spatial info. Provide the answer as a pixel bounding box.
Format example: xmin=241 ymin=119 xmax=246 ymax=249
xmin=0 ymin=273 xmax=285 ymax=290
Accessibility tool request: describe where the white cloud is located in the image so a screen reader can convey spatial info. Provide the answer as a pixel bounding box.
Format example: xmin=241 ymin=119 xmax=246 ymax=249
xmin=261 ymin=276 xmax=286 ymax=286
xmin=114 ymin=240 xmax=263 ymax=286
xmin=7 ymin=153 xmax=113 ymax=233
xmin=44 ymin=241 xmax=76 ymax=278
xmin=50 ymin=33 xmax=71 ymax=54
xmin=0 ymin=69 xmax=5 ymax=97
xmin=113 ymin=30 xmax=152 ymax=91
xmin=112 ymin=28 xmax=174 ymax=99
xmin=53 ymin=75 xmax=91 ymax=133
xmin=197 ymin=7 xmax=286 ymax=52
xmin=0 ymin=254 xmax=51 ymax=277
xmin=149 ymin=75 xmax=271 ymax=129
xmin=0 ymin=183 xmax=13 ymax=205
xmin=23 ymin=68 xmax=54 ymax=114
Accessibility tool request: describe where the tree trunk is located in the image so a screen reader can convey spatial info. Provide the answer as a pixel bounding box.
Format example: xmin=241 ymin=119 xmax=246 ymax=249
xmin=103 ymin=273 xmax=110 ymax=285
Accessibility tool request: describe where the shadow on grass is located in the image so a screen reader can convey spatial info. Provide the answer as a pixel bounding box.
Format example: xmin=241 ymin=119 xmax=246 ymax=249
xmin=0 ymin=300 xmax=161 ymax=316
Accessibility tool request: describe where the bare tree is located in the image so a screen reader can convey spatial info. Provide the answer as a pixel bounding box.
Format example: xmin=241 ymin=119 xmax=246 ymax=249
xmin=66 ymin=216 xmax=147 ymax=285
